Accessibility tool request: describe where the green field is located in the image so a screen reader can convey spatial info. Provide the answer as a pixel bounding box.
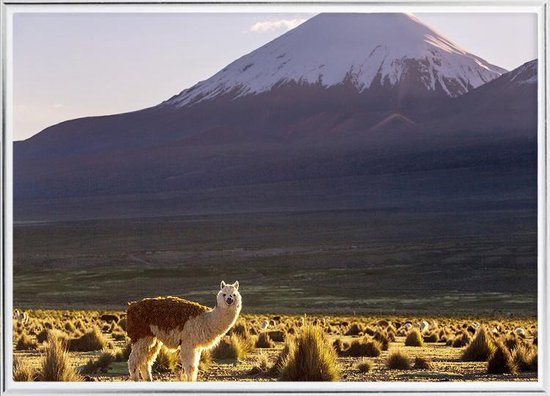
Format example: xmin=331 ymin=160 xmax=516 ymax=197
xmin=13 ymin=209 xmax=537 ymax=315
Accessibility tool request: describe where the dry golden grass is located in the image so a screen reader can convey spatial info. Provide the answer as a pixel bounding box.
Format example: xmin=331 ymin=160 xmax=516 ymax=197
xmin=461 ymin=326 xmax=495 ymax=362
xmin=11 ymin=309 xmax=538 ymax=382
xmin=212 ymin=333 xmax=253 ymax=361
xmin=39 ymin=334 xmax=82 ymax=381
xmin=487 ymin=343 xmax=516 ymax=374
xmin=405 ymin=328 xmax=424 ymax=347
xmin=68 ymin=327 xmax=108 ymax=352
xmin=13 ymin=356 xmax=36 ymax=381
xmin=279 ymin=325 xmax=340 ymax=381
xmin=512 ymin=344 xmax=538 ymax=373
xmin=386 ymin=350 xmax=411 ymax=370
xmin=356 ymin=359 xmax=373 ymax=373
xmin=15 ymin=333 xmax=37 ymax=351
xmin=256 ymin=332 xmax=275 ymax=348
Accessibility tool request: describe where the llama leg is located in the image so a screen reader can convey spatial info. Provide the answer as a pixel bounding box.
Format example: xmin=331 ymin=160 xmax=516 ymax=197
xmin=144 ymin=340 xmax=162 ymax=381
xmin=179 ymin=346 xmax=196 ymax=382
xmin=188 ymin=349 xmax=201 ymax=382
xmin=128 ymin=336 xmax=156 ymax=381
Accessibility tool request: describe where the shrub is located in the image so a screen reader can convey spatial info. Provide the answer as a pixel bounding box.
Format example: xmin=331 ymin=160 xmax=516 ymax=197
xmin=364 ymin=327 xmax=376 ymax=336
xmin=405 ymin=329 xmax=424 ymax=347
xmin=199 ymin=349 xmax=212 ymax=371
xmin=114 ymin=343 xmax=132 ymax=362
xmin=153 ymin=346 xmax=177 ymax=373
xmin=81 ymin=351 xmax=115 ymax=374
xmin=270 ymin=340 xmax=295 ymax=375
xmin=356 ymin=359 xmax=373 ymax=373
xmin=112 ymin=331 xmax=127 ymax=341
xmin=503 ymin=334 xmax=520 ymax=352
xmin=39 ymin=334 xmax=82 ymax=381
xmin=488 ymin=343 xmax=516 ymax=374
xmin=373 ymin=331 xmax=391 ymax=350
xmin=248 ymin=352 xmax=270 ymax=376
xmin=74 ymin=319 xmax=85 ymax=331
xmin=513 ymin=344 xmax=537 ymax=372
xmin=232 ymin=322 xmax=249 ymax=338
xmin=386 ymin=350 xmax=411 ymax=370
xmin=342 ymin=338 xmax=381 ymax=357
xmin=118 ymin=318 xmax=127 ymax=331
xmin=36 ymin=329 xmax=50 ymax=344
xmin=452 ymin=332 xmax=472 ymax=348
xmin=68 ymin=327 xmax=107 ymax=352
xmin=256 ymin=332 xmax=275 ymax=348
xmin=64 ymin=321 xmax=76 ymax=333
xmin=268 ymin=330 xmax=285 ymax=342
xmin=461 ymin=327 xmax=495 ymax=362
xmin=424 ymin=333 xmax=439 ymax=343
xmin=16 ymin=333 xmax=38 ymax=351
xmin=212 ymin=334 xmax=250 ymax=361
xmin=13 ymin=356 xmax=36 ymax=381
xmin=332 ymin=338 xmax=347 ymax=355
xmin=414 ymin=356 xmax=432 ymax=370
xmin=279 ymin=325 xmax=340 ymax=381
xmin=345 ymin=323 xmax=363 ymax=336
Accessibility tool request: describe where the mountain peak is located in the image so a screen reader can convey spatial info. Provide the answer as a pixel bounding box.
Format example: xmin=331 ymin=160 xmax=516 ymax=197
xmin=164 ymin=12 xmax=506 ymax=108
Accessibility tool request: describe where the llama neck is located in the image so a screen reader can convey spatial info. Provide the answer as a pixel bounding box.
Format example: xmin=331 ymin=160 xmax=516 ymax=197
xmin=204 ymin=305 xmax=240 ymax=337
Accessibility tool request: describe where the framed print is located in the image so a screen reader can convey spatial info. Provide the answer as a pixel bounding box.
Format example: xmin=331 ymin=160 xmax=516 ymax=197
xmin=2 ymin=0 xmax=548 ymax=394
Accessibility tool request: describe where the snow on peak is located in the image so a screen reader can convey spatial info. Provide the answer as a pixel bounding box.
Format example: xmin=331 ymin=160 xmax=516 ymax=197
xmin=165 ymin=13 xmax=506 ymax=108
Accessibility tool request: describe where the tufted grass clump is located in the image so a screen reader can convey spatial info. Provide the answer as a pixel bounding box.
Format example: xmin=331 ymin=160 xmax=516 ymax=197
xmin=13 ymin=356 xmax=37 ymax=381
xmin=405 ymin=328 xmax=424 ymax=347
xmin=256 ymin=332 xmax=275 ymax=348
xmin=487 ymin=342 xmax=516 ymax=374
xmin=153 ymin=346 xmax=178 ymax=373
xmin=68 ymin=327 xmax=107 ymax=352
xmin=345 ymin=323 xmax=363 ymax=336
xmin=512 ymin=344 xmax=538 ymax=372
xmin=16 ymin=333 xmax=38 ymax=351
xmin=461 ymin=326 xmax=495 ymax=362
xmin=452 ymin=332 xmax=472 ymax=348
xmin=341 ymin=337 xmax=381 ymax=357
xmin=39 ymin=334 xmax=82 ymax=381
xmin=279 ymin=325 xmax=340 ymax=381
xmin=414 ymin=356 xmax=432 ymax=370
xmin=386 ymin=350 xmax=411 ymax=370
xmin=356 ymin=359 xmax=373 ymax=373
xmin=81 ymin=351 xmax=116 ymax=374
xmin=212 ymin=334 xmax=251 ymax=361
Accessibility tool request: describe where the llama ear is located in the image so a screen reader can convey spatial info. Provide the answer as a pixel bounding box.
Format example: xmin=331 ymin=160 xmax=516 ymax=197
xmin=233 ymin=281 xmax=239 ymax=290
xmin=220 ymin=280 xmax=226 ymax=289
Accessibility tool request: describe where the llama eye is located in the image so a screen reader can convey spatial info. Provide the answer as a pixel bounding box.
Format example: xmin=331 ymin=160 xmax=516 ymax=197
xmin=223 ymin=294 xmax=226 ymax=297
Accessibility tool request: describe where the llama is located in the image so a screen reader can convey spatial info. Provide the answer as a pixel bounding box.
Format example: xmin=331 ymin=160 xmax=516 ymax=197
xmin=126 ymin=281 xmax=241 ymax=381
xmin=14 ymin=309 xmax=28 ymax=325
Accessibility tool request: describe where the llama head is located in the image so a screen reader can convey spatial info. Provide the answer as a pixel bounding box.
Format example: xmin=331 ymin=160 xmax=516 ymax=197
xmin=217 ymin=280 xmax=241 ymax=310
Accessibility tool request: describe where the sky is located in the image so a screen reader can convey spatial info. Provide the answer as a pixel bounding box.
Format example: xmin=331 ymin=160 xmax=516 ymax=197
xmin=13 ymin=12 xmax=537 ymax=141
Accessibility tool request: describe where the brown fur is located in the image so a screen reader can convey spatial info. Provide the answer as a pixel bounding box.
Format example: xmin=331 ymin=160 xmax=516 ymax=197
xmin=126 ymin=297 xmax=210 ymax=343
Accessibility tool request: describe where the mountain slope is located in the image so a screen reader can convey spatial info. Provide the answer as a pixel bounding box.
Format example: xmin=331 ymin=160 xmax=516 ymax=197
xmin=165 ymin=13 xmax=505 ymax=108
xmin=429 ymin=59 xmax=537 ymax=133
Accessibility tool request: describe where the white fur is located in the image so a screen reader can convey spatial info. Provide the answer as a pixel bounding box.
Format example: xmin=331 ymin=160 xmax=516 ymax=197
xmin=515 ymin=327 xmax=526 ymax=337
xmin=128 ymin=281 xmax=242 ymax=382
xmin=14 ymin=310 xmax=28 ymax=325
xmin=419 ymin=320 xmax=430 ymax=333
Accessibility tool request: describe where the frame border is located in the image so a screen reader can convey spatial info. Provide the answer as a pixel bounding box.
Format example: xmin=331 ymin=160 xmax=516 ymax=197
xmin=1 ymin=2 xmax=548 ymax=394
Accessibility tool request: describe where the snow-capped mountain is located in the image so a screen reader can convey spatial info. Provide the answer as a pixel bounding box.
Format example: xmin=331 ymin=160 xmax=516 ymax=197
xmin=165 ymin=13 xmax=505 ymax=108
xmin=14 ymin=14 xmax=536 ymax=220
